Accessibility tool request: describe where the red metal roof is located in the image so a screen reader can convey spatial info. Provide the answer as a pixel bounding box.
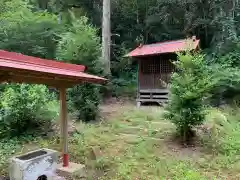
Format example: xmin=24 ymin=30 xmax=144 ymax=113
xmin=0 ymin=50 xmax=106 ymax=87
xmin=0 ymin=50 xmax=86 ymax=72
xmin=125 ymin=37 xmax=200 ymax=57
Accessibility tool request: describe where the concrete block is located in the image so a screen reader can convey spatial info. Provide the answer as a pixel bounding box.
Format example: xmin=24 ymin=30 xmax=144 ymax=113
xmin=56 ymin=163 xmax=86 ymax=178
xmin=9 ymin=148 xmax=58 ymax=180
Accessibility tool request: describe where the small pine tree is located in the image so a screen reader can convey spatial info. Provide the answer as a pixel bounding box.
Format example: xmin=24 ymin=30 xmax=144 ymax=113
xmin=165 ymin=53 xmax=214 ymax=142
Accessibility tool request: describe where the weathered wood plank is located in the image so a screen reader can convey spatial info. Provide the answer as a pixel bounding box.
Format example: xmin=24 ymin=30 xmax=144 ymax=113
xmin=140 ymin=95 xmax=151 ymax=98
xmin=139 ymin=89 xmax=169 ymax=93
xmin=152 ymin=95 xmax=168 ymax=99
xmin=136 ymin=99 xmax=168 ymax=102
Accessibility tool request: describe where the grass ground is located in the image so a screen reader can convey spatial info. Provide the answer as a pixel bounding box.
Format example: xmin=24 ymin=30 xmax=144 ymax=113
xmin=0 ymin=101 xmax=240 ymax=179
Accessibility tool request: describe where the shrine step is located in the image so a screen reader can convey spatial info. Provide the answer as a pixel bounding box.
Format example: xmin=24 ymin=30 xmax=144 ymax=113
xmin=137 ymin=89 xmax=169 ymax=104
xmin=139 ymin=89 xmax=169 ymax=94
xmin=139 ymin=94 xmax=168 ymax=99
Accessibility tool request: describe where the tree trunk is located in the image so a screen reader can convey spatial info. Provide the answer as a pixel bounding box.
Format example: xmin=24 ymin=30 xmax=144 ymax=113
xmin=102 ymin=0 xmax=111 ymax=76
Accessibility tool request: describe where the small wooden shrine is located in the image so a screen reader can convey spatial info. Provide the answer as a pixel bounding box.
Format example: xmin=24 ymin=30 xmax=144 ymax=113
xmin=126 ymin=36 xmax=200 ymax=106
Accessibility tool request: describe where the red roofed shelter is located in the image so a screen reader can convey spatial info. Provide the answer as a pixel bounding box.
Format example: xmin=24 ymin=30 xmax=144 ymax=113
xmin=0 ymin=50 xmax=106 ymax=168
xmin=125 ymin=36 xmax=200 ymax=106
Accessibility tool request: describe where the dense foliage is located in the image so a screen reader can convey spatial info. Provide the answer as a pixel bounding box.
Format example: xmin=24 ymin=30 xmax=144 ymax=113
xmin=208 ymin=64 xmax=240 ymax=106
xmin=0 ymin=84 xmax=58 ymax=138
xmin=56 ymin=16 xmax=103 ymax=121
xmin=47 ymin=0 xmax=240 ymax=97
xmin=0 ymin=0 xmax=62 ymax=59
xmin=11 ymin=0 xmax=239 ymax=73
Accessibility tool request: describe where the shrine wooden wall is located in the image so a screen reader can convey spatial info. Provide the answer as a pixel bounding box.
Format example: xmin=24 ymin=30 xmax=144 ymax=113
xmin=138 ymin=53 xmax=176 ymax=90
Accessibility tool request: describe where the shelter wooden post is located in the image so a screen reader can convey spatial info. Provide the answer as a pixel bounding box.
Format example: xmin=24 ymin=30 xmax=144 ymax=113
xmin=59 ymin=88 xmax=69 ymax=167
xmin=0 ymin=49 xmax=106 ymax=175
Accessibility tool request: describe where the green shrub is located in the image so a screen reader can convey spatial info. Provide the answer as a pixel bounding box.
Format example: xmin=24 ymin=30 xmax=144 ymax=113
xmin=165 ymin=54 xmax=215 ymax=141
xmin=68 ymin=84 xmax=101 ymax=121
xmin=56 ymin=15 xmax=103 ymax=121
xmin=207 ymin=64 xmax=240 ymax=106
xmin=202 ymin=107 xmax=240 ymax=173
xmin=206 ymin=107 xmax=240 ymax=156
xmin=211 ymin=40 xmax=240 ymax=68
xmin=0 ymin=138 xmax=22 ymax=175
xmin=207 ymin=41 xmax=240 ymax=105
xmin=111 ymin=76 xmax=137 ymax=98
xmin=111 ymin=45 xmax=137 ymax=97
xmin=0 ymin=84 xmax=58 ymax=138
